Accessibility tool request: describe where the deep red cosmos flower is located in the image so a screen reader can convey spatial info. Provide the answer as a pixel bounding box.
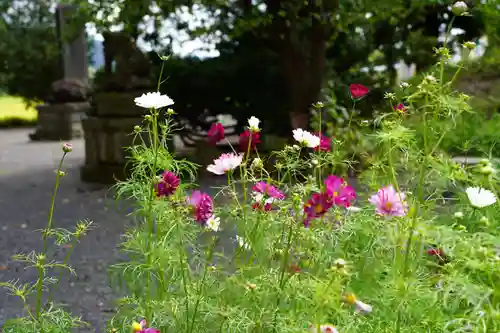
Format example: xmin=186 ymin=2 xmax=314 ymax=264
xmin=427 ymin=246 xmax=450 ymax=265
xmin=239 ymin=129 xmax=261 ymax=152
xmin=207 ymin=122 xmax=225 ymax=145
xmin=156 ymin=170 xmax=180 ymax=197
xmin=314 ymin=132 xmax=332 ymax=152
xmin=394 ymin=103 xmax=407 ymax=113
xmin=303 ymin=192 xmax=333 ymax=227
xmin=349 ymin=84 xmax=369 ymax=100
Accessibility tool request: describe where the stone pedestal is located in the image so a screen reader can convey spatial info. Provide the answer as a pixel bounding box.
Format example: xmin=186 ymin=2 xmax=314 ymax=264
xmin=80 ymin=116 xmax=145 ymax=183
xmin=80 ymin=91 xmax=156 ymax=184
xmin=29 ymin=102 xmax=88 ymax=141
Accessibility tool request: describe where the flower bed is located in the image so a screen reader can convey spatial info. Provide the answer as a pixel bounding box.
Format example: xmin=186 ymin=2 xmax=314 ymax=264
xmin=2 ymin=8 xmax=500 ymax=332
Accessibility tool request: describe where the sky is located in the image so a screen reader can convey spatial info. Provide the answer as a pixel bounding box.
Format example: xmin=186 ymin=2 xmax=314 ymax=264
xmin=82 ymin=2 xmax=487 ymax=71
xmin=86 ymin=4 xmax=220 ymax=59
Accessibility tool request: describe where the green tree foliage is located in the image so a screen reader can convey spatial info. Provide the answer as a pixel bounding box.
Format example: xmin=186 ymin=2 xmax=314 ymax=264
xmin=0 ymin=0 xmax=61 ymax=104
xmin=84 ymin=1 xmax=485 ymax=130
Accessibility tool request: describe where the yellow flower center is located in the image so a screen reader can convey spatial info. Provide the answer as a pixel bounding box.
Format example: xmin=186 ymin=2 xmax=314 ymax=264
xmin=314 ymin=204 xmax=324 ymax=213
xmin=132 ymin=322 xmax=142 ymax=333
xmin=344 ymin=293 xmax=357 ymax=304
xmin=384 ymin=201 xmax=393 ymax=210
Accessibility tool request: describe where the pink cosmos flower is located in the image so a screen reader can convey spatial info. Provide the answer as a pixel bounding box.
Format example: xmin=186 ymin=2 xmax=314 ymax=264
xmin=394 ymin=103 xmax=407 ymax=113
xmin=324 ymin=175 xmax=356 ymax=208
xmin=303 ymin=192 xmax=333 ymax=227
xmin=239 ymin=129 xmax=261 ymax=152
xmin=207 ymin=122 xmax=225 ymax=145
xmin=156 ymin=170 xmax=180 ymax=197
xmin=369 ymin=185 xmax=407 ymax=216
xmin=207 ymin=153 xmax=243 ymax=175
xmin=186 ymin=191 xmax=214 ymax=223
xmin=251 ymin=181 xmax=285 ymax=211
xmin=349 ymin=84 xmax=369 ymax=100
xmin=252 ymin=181 xmax=285 ymax=200
xmin=314 ymin=133 xmax=332 ymax=152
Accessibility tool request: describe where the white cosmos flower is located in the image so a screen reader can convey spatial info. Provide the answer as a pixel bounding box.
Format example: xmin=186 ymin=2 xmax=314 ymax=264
xmin=292 ymin=128 xmax=320 ymax=148
xmin=252 ymin=192 xmax=264 ymax=203
xmin=235 ymin=235 xmax=250 ymax=250
xmin=248 ymin=116 xmax=260 ymax=132
xmin=252 ymin=192 xmax=275 ymax=205
xmin=207 ymin=153 xmax=244 ymax=175
xmin=134 ymin=92 xmax=174 ymax=109
xmin=308 ymin=324 xmax=339 ymax=333
xmin=465 ymin=187 xmax=497 ymax=208
xmin=346 ymin=206 xmax=362 ymax=213
xmin=354 ymin=300 xmax=373 ymax=314
xmin=205 ymin=215 xmax=220 ymax=232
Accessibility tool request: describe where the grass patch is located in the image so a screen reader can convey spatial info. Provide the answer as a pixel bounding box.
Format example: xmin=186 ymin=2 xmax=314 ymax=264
xmin=0 ymin=96 xmax=38 ymax=128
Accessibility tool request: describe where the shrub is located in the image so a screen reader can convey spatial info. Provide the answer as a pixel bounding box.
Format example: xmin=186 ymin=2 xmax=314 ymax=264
xmin=107 ymin=42 xmax=499 ymax=332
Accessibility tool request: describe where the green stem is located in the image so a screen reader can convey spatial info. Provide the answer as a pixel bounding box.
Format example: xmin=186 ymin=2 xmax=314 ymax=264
xmin=36 ymin=152 xmax=66 ymax=329
xmin=395 ymin=105 xmax=429 ymax=333
xmin=347 ymin=101 xmax=356 ymax=134
xmin=46 ymin=236 xmax=79 ymax=304
xmin=440 ymin=16 xmax=455 ymax=84
xmin=42 ymin=153 xmax=66 ymax=253
xmin=187 ymin=236 xmax=217 ymax=333
xmin=144 ymin=61 xmax=167 ymax=320
xmin=273 ymin=212 xmax=297 ymax=332
xmin=35 ymin=259 xmax=45 ymax=328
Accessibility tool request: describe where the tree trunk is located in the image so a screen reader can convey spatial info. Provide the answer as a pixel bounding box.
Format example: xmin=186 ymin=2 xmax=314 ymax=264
xmin=266 ymin=0 xmax=338 ymax=130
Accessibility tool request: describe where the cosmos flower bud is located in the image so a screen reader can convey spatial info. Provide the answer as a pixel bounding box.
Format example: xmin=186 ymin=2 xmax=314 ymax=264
xmin=452 ymin=1 xmax=468 ymax=15
xmin=462 ymin=41 xmax=476 ymax=50
xmin=62 ymin=143 xmax=73 ymax=153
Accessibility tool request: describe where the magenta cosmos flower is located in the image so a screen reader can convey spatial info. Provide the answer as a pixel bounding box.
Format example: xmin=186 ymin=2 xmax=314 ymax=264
xmin=186 ymin=190 xmax=214 ymax=223
xmin=394 ymin=103 xmax=407 ymax=113
xmin=239 ymin=129 xmax=261 ymax=152
xmin=349 ymin=84 xmax=369 ymax=100
xmin=324 ymin=175 xmax=356 ymax=208
xmin=369 ymin=185 xmax=407 ymax=216
xmin=132 ymin=319 xmax=160 ymax=333
xmin=207 ymin=153 xmax=243 ymax=175
xmin=207 ymin=122 xmax=225 ymax=145
xmin=314 ymin=133 xmax=332 ymax=152
xmin=251 ymin=181 xmax=285 ymax=211
xmin=303 ymin=192 xmax=333 ymax=227
xmin=156 ymin=170 xmax=180 ymax=197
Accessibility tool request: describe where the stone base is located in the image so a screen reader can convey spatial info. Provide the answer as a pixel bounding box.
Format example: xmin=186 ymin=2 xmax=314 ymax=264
xmin=80 ymin=164 xmax=128 ymax=184
xmin=93 ymin=91 xmax=150 ymax=117
xmin=30 ymin=102 xmax=89 ymax=141
xmin=81 ymin=115 xmax=143 ymax=184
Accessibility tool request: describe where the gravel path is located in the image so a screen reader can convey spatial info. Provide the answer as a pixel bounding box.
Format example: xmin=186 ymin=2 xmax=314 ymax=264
xmin=0 ymin=128 xmax=129 ymax=332
xmin=0 ymin=129 xmax=231 ymax=332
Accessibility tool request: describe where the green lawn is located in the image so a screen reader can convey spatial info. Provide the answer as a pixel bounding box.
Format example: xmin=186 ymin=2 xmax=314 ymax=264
xmin=0 ymin=96 xmax=38 ymax=127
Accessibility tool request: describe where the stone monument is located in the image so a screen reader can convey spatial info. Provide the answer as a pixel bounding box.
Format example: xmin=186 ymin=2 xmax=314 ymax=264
xmin=30 ymin=4 xmax=89 ymax=141
xmin=80 ymin=31 xmax=153 ymax=184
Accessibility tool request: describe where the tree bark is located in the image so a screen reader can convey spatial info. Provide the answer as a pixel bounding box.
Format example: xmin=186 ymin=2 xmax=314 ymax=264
xmin=266 ymin=0 xmax=338 ymax=130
